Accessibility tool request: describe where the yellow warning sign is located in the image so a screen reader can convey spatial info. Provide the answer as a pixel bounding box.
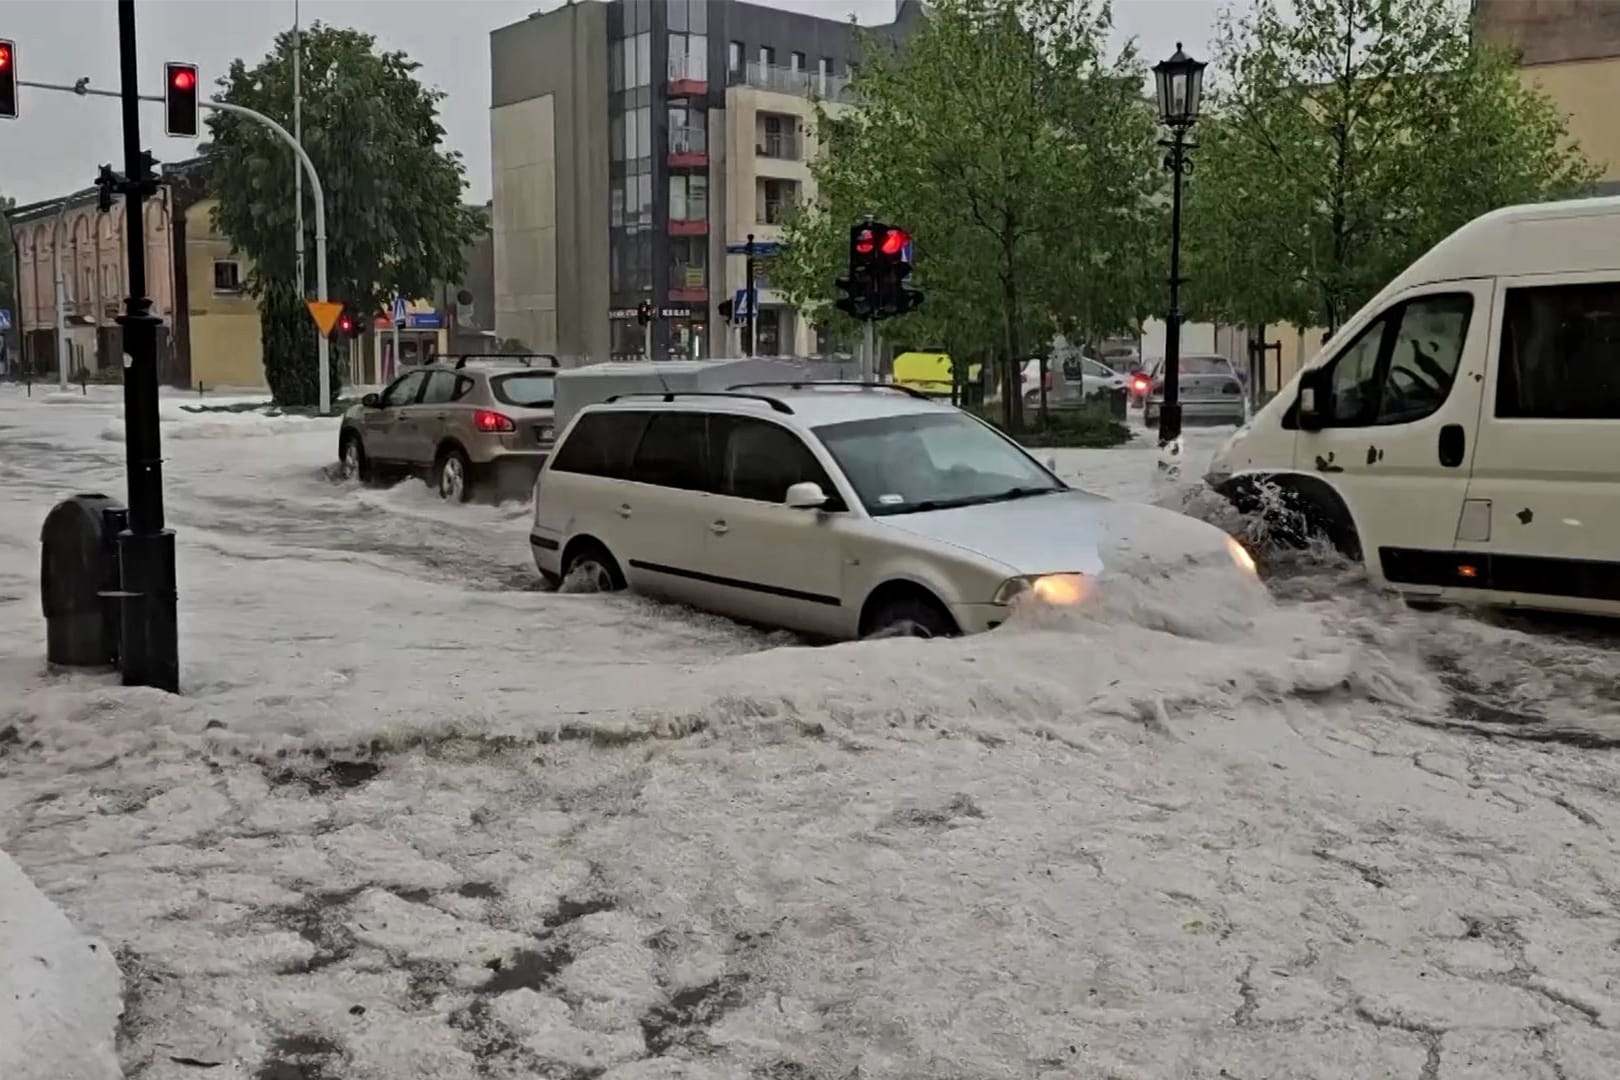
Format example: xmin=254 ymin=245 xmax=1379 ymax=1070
xmin=306 ymin=300 xmax=344 ymax=337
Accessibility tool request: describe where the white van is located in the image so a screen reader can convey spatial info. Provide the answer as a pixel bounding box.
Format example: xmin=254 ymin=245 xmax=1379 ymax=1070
xmin=1207 ymin=196 xmax=1620 ymax=617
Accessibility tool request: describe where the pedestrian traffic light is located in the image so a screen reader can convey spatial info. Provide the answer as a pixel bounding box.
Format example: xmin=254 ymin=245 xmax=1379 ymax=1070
xmin=636 ymin=300 xmax=652 ymax=326
xmin=164 ymin=62 xmax=199 ymax=138
xmin=0 ymin=40 xmax=17 ymax=120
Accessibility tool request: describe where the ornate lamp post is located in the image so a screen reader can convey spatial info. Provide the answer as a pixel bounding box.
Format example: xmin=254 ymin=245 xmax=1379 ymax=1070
xmin=1152 ymin=42 xmax=1207 ymax=448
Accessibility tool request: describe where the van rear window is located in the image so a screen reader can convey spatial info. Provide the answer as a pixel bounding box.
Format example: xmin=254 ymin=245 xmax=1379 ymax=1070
xmin=491 ymin=373 xmax=556 ymax=408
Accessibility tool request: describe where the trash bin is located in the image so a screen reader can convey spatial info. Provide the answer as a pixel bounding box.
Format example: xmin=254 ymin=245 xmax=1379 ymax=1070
xmin=40 ymin=494 xmax=126 ymax=667
xmin=1108 ymin=386 xmax=1128 ymax=420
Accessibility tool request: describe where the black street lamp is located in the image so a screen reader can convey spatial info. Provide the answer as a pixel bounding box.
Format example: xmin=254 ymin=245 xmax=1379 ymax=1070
xmin=1152 ymin=42 xmax=1206 ymax=448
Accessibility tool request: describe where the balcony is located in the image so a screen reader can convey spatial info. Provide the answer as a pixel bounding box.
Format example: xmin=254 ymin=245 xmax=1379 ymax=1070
xmin=758 ymin=131 xmax=802 ymax=161
xmin=729 ymin=61 xmax=855 ymax=104
xmin=669 ymin=266 xmax=708 ymax=304
xmin=667 ymin=126 xmax=708 ymax=169
xmin=669 ymin=206 xmax=710 ymax=237
xmin=667 ymin=54 xmax=708 ymax=97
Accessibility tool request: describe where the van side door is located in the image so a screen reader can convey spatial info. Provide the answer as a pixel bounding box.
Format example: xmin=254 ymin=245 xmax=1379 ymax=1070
xmin=1290 ymin=281 xmax=1492 ymax=576
xmin=617 ymin=410 xmax=715 ymax=606
xmin=1454 ymin=273 xmax=1620 ymax=610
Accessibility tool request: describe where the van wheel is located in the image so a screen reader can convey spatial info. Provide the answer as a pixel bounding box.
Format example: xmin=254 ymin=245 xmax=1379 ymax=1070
xmin=563 ymin=542 xmax=625 ymax=593
xmin=434 ymin=446 xmax=474 ymax=503
xmin=862 ymin=593 xmax=958 ymax=640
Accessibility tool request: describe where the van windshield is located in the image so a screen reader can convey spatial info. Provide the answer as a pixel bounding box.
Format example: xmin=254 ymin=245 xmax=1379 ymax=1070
xmin=813 ymin=412 xmax=1064 ymax=516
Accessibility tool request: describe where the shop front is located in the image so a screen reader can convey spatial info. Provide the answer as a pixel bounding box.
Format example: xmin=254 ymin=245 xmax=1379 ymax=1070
xmin=367 ymin=307 xmax=449 ymax=385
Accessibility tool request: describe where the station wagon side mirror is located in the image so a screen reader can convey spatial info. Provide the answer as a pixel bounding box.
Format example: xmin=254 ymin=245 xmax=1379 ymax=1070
xmin=1296 ymin=370 xmax=1326 ymax=432
xmin=361 ymin=392 xmax=382 ymax=409
xmin=785 ymin=481 xmax=828 ymax=510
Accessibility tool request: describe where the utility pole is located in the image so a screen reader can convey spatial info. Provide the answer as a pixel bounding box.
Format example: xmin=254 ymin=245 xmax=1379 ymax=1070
xmin=111 ymin=0 xmax=178 ymax=691
xmin=51 ymin=201 xmax=68 ymax=390
xmin=292 ymin=0 xmax=304 ymax=303
xmin=743 ymin=233 xmax=756 ymax=358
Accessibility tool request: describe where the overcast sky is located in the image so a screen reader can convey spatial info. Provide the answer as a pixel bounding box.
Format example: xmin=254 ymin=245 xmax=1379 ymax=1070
xmin=1 ymin=0 xmax=1231 ymax=209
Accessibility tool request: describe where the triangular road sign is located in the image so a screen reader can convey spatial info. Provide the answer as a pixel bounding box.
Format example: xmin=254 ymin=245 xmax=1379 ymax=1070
xmin=307 ymin=300 xmax=344 ymax=337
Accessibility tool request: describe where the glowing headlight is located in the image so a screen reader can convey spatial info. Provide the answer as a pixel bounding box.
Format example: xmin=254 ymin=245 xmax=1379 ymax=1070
xmin=1226 ymin=536 xmax=1258 ymax=577
xmin=993 ymin=573 xmax=1089 ymax=606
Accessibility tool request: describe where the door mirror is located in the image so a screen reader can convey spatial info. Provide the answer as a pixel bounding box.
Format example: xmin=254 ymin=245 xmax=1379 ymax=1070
xmin=1296 ymin=370 xmax=1326 ymax=432
xmin=785 ymin=481 xmax=828 ymax=509
xmin=361 ymin=392 xmax=382 ymax=409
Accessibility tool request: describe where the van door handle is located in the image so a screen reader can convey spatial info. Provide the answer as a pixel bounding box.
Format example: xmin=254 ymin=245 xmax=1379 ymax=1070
xmin=1438 ymin=424 xmax=1466 ymax=468
xmin=709 ymin=520 xmax=729 ymax=535
xmin=617 ymin=504 xmax=632 ymax=518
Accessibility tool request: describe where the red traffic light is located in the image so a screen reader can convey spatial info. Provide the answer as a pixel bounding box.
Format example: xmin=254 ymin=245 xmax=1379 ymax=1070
xmin=338 ymin=315 xmax=353 ymax=333
xmin=0 ymin=44 xmax=11 ymax=70
xmin=880 ymin=228 xmax=909 ymax=257
xmin=164 ymin=62 xmax=199 ymax=138
xmin=171 ymin=67 xmax=195 ymax=91
xmin=854 ymin=229 xmax=875 ymax=255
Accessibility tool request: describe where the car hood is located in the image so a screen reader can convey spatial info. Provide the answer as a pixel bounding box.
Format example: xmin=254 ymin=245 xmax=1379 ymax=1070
xmin=881 ymin=489 xmax=1269 ymax=638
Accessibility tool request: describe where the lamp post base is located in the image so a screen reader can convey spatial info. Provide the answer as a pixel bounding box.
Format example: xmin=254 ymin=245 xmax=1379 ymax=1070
xmin=117 ymin=528 xmax=179 ymax=693
xmin=1156 ymin=402 xmax=1183 ymax=448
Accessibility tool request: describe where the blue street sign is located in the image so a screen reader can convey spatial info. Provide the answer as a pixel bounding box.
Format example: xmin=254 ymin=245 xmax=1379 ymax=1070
xmin=725 ymin=240 xmax=783 ymax=257
xmin=392 ymin=295 xmax=408 ymax=327
xmin=731 ymin=288 xmax=757 ymax=323
xmin=0 ymin=310 xmax=11 ymax=331
xmin=408 ymin=311 xmax=444 ymax=329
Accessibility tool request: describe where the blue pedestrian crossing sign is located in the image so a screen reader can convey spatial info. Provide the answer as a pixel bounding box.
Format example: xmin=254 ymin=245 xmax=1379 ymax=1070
xmin=392 ymin=295 xmax=408 ymax=327
xmin=0 ymin=310 xmax=11 ymax=331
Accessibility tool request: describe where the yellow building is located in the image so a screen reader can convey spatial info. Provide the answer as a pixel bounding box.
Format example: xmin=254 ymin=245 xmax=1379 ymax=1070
xmin=178 ymin=194 xmax=267 ymax=390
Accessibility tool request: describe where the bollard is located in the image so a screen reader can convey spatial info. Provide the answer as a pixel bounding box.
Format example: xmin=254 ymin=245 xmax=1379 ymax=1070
xmin=40 ymin=494 xmax=127 ymax=668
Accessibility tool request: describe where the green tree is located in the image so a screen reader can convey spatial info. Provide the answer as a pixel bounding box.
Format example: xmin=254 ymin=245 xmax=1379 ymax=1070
xmin=774 ymin=0 xmax=1162 ymax=428
xmin=207 ymin=23 xmax=484 ymax=405
xmin=1185 ymin=0 xmax=1600 ymax=334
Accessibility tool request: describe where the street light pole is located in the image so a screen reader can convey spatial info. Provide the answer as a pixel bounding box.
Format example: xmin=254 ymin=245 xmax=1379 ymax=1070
xmin=113 ymin=0 xmax=178 ymax=692
xmin=1152 ymin=42 xmax=1207 ymax=451
xmin=743 ymin=233 xmax=757 ymax=358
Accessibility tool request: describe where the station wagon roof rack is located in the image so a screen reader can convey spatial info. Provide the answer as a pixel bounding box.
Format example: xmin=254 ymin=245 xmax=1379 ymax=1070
xmin=449 ymin=353 xmax=560 ymax=370
xmin=601 ymin=390 xmax=794 ymax=414
xmin=726 ymin=380 xmax=932 ymax=401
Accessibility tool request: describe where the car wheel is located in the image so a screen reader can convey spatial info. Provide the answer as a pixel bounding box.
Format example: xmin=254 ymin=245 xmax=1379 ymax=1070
xmin=434 ymin=446 xmax=474 ymax=503
xmin=339 ymin=432 xmax=371 ymax=484
xmin=863 ymin=593 xmax=958 ymax=640
xmin=562 ymin=542 xmax=626 ymax=593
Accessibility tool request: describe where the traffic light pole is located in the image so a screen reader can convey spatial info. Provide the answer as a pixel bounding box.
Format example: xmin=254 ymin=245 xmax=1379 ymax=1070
xmin=862 ymin=319 xmax=876 ymax=383
xmin=113 ymin=0 xmax=176 ymax=691
xmin=18 ymin=76 xmax=334 ymax=414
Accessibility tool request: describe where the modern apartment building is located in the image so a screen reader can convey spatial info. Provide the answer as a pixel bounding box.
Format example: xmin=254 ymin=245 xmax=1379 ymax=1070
xmin=489 ymin=0 xmax=925 ymax=362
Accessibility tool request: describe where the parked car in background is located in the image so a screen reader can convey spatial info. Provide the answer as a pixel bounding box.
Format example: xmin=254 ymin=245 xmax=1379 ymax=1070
xmin=338 ymin=355 xmax=560 ymax=502
xmin=1141 ymin=354 xmax=1247 ymax=428
xmin=530 ymin=382 xmax=1259 ymax=639
xmin=1021 ymin=356 xmax=1128 ymax=405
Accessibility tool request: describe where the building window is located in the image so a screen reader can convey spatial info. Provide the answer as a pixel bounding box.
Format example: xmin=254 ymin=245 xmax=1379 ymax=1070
xmin=728 ymin=40 xmax=743 ymax=75
xmin=759 ymin=178 xmax=799 ymax=224
xmin=213 ymin=259 xmax=244 ymax=293
xmin=1497 ymin=281 xmax=1620 ymax=419
xmin=670 ymin=236 xmax=707 ymax=288
xmin=670 ymin=174 xmax=709 ymax=222
xmin=615 ymin=31 xmax=651 ymax=91
xmin=818 ymin=56 xmax=833 ymax=94
xmin=621 ymin=105 xmax=651 ymax=161
xmin=790 ymin=51 xmax=805 ymax=73
xmin=668 ymin=0 xmax=707 ymax=34
xmin=669 ymin=31 xmax=707 ymax=82
xmin=759 ymin=45 xmax=776 ymax=68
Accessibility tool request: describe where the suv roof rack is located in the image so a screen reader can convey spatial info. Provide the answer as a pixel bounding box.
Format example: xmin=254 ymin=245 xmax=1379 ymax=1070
xmin=450 ymin=353 xmax=560 ymax=370
xmin=726 ymin=380 xmax=932 ymax=401
xmin=601 ymin=390 xmax=794 ymax=414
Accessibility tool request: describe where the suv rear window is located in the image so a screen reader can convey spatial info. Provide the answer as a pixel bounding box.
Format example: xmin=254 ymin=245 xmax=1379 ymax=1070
xmin=491 ymin=372 xmax=557 ymax=408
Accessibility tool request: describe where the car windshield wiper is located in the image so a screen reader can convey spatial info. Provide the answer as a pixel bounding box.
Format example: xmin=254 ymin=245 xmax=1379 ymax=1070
xmin=883 ymin=486 xmax=1060 ymax=514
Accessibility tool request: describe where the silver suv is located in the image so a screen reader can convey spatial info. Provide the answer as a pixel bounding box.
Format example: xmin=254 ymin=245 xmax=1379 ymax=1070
xmin=530 ymin=383 xmax=1260 ymax=639
xmin=338 ymin=355 xmax=559 ymax=501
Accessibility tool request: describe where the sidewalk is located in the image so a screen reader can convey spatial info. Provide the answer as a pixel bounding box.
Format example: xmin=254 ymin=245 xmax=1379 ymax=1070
xmin=0 ymin=849 xmax=124 ymax=1080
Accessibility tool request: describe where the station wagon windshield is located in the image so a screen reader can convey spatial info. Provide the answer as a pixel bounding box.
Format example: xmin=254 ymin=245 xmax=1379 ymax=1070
xmin=813 ymin=412 xmax=1064 ymax=516
xmin=491 ymin=372 xmax=556 ymax=407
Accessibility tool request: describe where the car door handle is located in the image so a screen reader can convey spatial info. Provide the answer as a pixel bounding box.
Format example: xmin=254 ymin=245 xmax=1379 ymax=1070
xmin=709 ymin=520 xmax=729 ymax=535
xmin=1438 ymin=424 xmax=1466 ymax=468
xmin=617 ymin=504 xmax=633 ymax=519
xmin=434 ymin=412 xmax=449 ymax=420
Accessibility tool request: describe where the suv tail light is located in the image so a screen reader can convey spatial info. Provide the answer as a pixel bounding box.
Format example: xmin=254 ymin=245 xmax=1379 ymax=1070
xmin=473 ymin=409 xmax=516 ymax=433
